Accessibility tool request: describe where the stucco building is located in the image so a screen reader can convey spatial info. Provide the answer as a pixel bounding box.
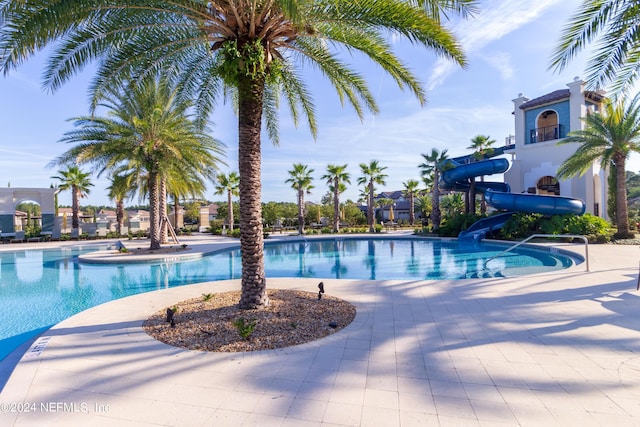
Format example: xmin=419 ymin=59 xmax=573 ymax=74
xmin=504 ymin=77 xmax=609 ymax=219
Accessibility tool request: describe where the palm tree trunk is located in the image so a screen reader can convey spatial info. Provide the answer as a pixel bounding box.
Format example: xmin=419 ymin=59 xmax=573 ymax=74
xmin=149 ymin=171 xmax=162 ymax=250
xmin=333 ymin=178 xmax=340 ymax=233
xmin=160 ymin=177 xmax=168 ymax=244
xmin=615 ymin=155 xmax=631 ymax=237
xmin=409 ymin=194 xmax=415 ymax=226
xmin=297 ymin=188 xmax=305 ymax=235
xmin=480 ymin=176 xmax=487 ymax=214
xmin=469 ymin=178 xmax=476 ymax=215
xmin=432 ymin=171 xmax=441 ymax=231
xmin=173 ymin=194 xmax=179 ymax=233
xmin=368 ymin=182 xmax=374 ymax=232
xmin=238 ymin=76 xmax=268 ymax=309
xmin=116 ymin=198 xmax=124 ymax=235
xmin=72 ymin=186 xmax=79 ymax=229
xmin=227 ymin=189 xmax=234 ymax=231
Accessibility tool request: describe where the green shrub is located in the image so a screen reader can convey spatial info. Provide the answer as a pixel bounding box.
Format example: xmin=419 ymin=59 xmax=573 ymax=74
xmin=233 ymin=317 xmax=257 ymax=340
xmin=539 ymin=214 xmax=565 ymax=235
xmin=209 ymin=219 xmax=224 ymax=234
xmin=500 ymin=213 xmax=543 ymax=239
xmin=499 ymin=213 xmax=611 ymax=242
xmin=374 ymin=224 xmax=383 ymax=233
xmin=438 ymin=213 xmax=486 ymax=237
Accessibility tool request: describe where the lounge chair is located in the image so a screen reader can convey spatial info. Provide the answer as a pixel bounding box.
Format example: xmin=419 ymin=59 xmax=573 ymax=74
xmin=10 ymin=231 xmax=25 ymax=243
xmin=27 ymin=235 xmax=42 ymax=243
xmin=71 ymin=228 xmax=81 ymax=240
xmin=84 ymin=224 xmax=98 ymax=239
xmin=49 ymin=229 xmax=61 ymax=241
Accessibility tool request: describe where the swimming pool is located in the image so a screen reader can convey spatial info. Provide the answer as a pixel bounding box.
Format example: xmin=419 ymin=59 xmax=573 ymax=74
xmin=0 ymin=237 xmax=578 ymax=362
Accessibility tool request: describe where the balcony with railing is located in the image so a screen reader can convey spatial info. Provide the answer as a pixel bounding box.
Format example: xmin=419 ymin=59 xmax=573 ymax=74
xmin=529 ymin=124 xmax=564 ymax=144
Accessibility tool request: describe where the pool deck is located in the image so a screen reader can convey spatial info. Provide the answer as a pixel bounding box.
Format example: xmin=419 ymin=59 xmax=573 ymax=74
xmin=1 ymin=233 xmax=640 ymax=426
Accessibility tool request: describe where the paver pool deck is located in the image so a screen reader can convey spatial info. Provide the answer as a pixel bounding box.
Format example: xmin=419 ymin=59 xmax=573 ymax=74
xmin=1 ymin=234 xmax=640 ymax=426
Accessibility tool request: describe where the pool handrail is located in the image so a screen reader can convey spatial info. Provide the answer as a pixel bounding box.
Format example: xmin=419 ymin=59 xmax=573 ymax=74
xmin=483 ymin=234 xmax=589 ymax=272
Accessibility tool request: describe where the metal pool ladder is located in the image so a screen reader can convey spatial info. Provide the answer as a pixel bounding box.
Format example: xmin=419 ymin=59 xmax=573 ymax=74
xmin=483 ymin=234 xmax=589 ymax=272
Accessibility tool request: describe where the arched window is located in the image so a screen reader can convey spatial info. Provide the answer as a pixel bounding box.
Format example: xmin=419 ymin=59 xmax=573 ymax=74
xmin=530 ymin=110 xmax=563 ymax=143
xmin=537 ymin=176 xmax=560 ymax=195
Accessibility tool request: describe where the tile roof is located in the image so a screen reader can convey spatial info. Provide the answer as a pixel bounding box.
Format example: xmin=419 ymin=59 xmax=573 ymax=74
xmin=519 ymin=89 xmax=570 ymax=109
xmin=519 ymin=89 xmax=606 ymax=110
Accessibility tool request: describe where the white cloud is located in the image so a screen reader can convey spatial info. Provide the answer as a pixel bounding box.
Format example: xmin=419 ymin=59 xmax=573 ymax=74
xmin=428 ymin=0 xmax=563 ymax=89
xmin=483 ymin=52 xmax=514 ymax=79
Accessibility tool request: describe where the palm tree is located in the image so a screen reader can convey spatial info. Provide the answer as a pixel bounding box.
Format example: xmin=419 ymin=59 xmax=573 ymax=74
xmin=106 ymin=173 xmax=135 ymax=236
xmin=214 ymin=172 xmax=240 ymax=232
xmin=419 ymin=148 xmax=449 ymax=231
xmin=441 ymin=193 xmax=465 ymax=217
xmin=467 ymin=134 xmax=495 ymax=214
xmin=415 ymin=195 xmax=433 ymax=224
xmin=323 ymin=165 xmax=351 ymax=233
xmin=557 ymin=95 xmax=640 ymax=238
xmin=50 ymin=78 xmax=224 ymax=250
xmin=285 ymin=164 xmax=314 ymax=235
xmin=0 ymin=0 xmax=471 ymax=309
xmin=550 ymin=1 xmax=640 ymax=96
xmin=358 ymin=161 xmax=388 ymax=232
xmin=51 ymin=166 xmax=93 ymax=230
xmin=403 ymin=179 xmax=421 ymax=226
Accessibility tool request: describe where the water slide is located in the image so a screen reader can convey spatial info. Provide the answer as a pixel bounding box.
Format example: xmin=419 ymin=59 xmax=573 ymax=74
xmin=439 ymin=152 xmax=586 ymax=240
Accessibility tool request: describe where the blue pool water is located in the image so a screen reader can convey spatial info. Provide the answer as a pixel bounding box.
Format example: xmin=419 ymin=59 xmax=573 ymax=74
xmin=0 ymin=238 xmax=576 ymax=361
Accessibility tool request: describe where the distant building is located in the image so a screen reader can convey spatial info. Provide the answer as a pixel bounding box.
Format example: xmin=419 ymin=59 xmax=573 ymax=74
xmin=207 ymin=203 xmax=219 ymax=222
xmin=362 ymin=190 xmax=417 ymax=223
xmin=125 ymin=209 xmax=150 ymax=232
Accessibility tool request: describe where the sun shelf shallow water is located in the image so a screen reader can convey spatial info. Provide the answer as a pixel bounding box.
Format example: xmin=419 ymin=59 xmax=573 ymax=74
xmin=0 ymin=237 xmax=579 ymax=362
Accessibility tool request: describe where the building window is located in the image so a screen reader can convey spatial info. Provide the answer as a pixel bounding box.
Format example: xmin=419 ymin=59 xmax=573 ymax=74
xmin=537 ymin=176 xmax=560 ymax=195
xmin=529 ymin=110 xmax=564 ymax=143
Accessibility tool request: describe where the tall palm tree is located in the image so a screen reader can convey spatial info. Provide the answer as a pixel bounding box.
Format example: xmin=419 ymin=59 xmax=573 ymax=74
xmin=550 ymin=0 xmax=640 ymax=96
xmin=51 ymin=166 xmax=93 ymax=230
xmin=285 ymin=164 xmax=314 ymax=235
xmin=358 ymin=160 xmax=388 ymax=232
xmin=0 ymin=0 xmax=471 ymax=309
xmin=557 ymin=95 xmax=640 ymax=238
xmin=419 ymin=148 xmax=448 ymax=231
xmin=403 ymin=179 xmax=421 ymax=226
xmin=50 ymin=78 xmax=224 ymax=250
xmin=467 ymin=134 xmax=495 ymax=214
xmin=323 ymin=164 xmax=351 ymax=233
xmin=214 ymin=172 xmax=240 ymax=232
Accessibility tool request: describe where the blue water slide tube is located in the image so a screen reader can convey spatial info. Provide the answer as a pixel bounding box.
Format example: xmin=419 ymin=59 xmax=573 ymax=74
xmin=437 ymin=150 xmax=587 ymax=240
xmin=485 ymin=190 xmax=586 ymax=215
xmin=448 ymin=144 xmax=515 ymax=164
xmin=440 ymin=158 xmax=510 ymax=189
xmin=443 ymin=181 xmax=511 ymax=193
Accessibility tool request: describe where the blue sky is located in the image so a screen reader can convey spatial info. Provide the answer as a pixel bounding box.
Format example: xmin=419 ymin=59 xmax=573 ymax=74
xmin=1 ymin=0 xmax=635 ymax=208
